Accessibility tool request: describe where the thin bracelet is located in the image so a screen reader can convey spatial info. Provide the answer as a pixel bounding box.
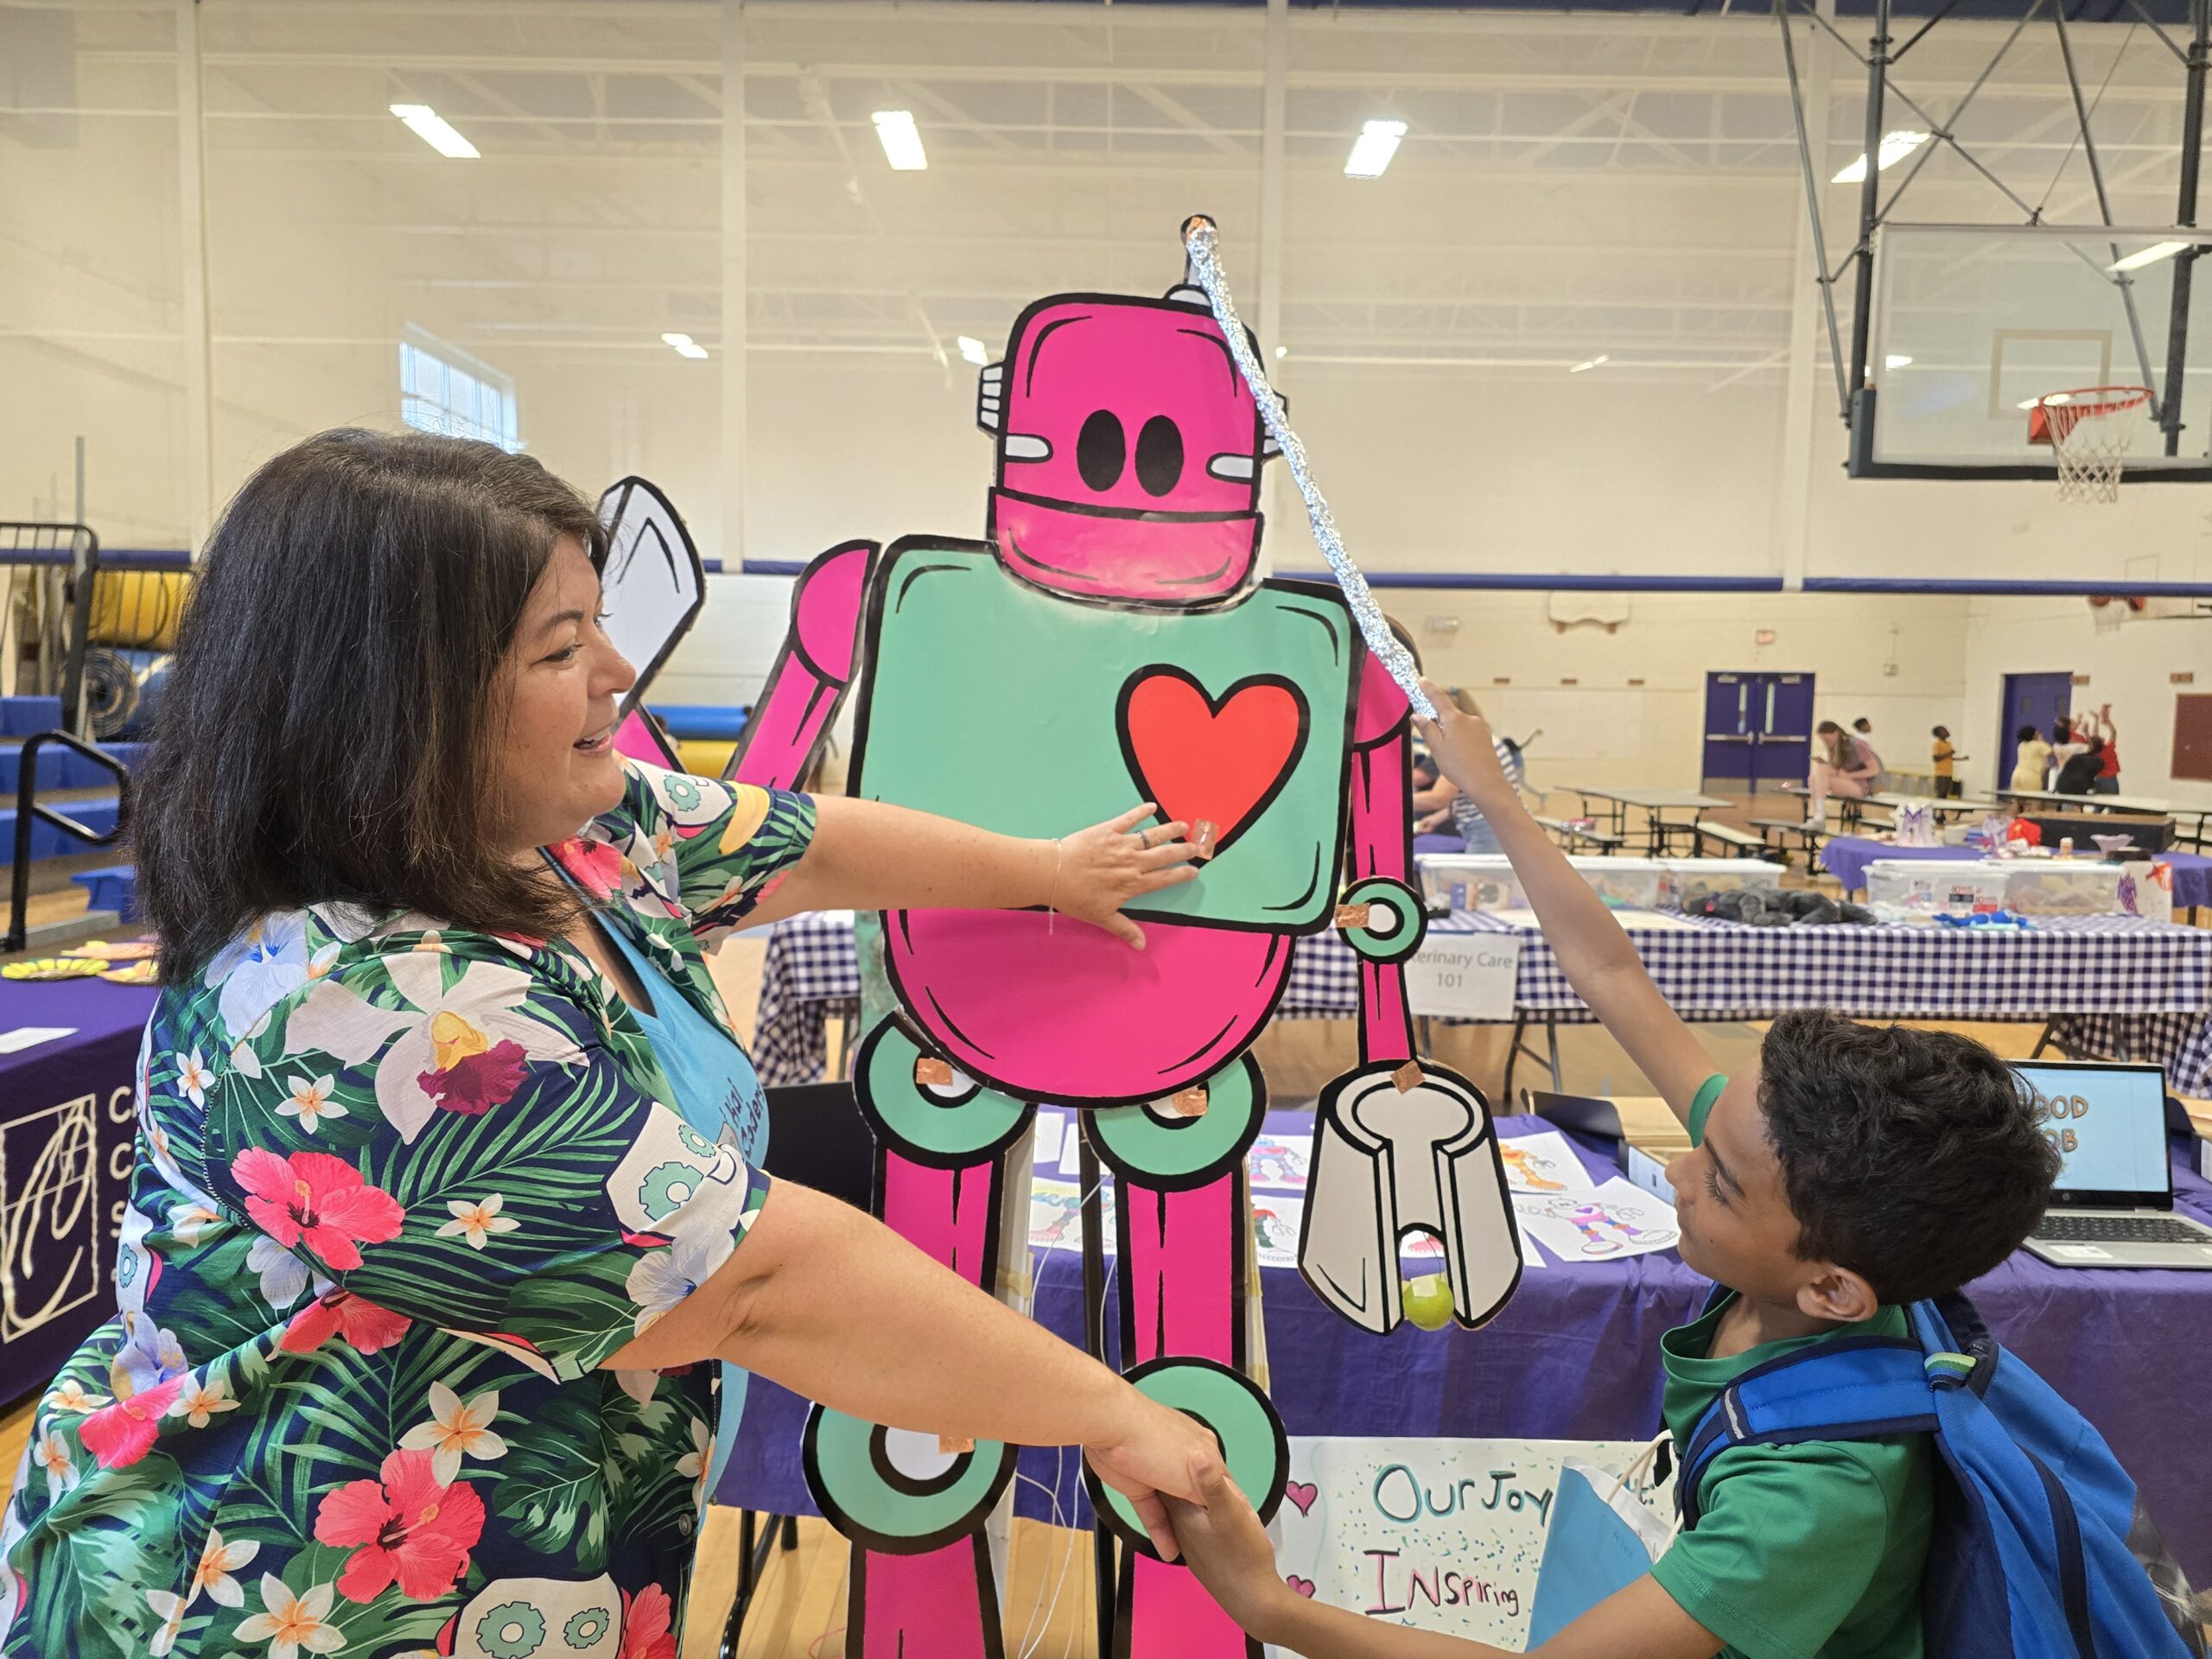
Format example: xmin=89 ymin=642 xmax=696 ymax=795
xmin=1047 ymin=836 xmax=1063 ymax=934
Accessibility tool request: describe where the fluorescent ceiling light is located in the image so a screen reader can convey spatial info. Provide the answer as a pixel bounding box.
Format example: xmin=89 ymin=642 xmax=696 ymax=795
xmin=2109 ymin=239 xmax=2193 ymax=273
xmin=390 ymin=103 xmax=480 ymax=160
xmin=1274 ymin=345 xmax=1288 ymax=359
xmin=661 ymin=332 xmax=709 ymax=359
xmin=872 ymin=110 xmax=927 ymax=171
xmin=1885 ymin=353 xmax=1913 ymax=368
xmin=1832 ymin=130 xmax=1929 ymax=184
xmin=1344 ymin=119 xmax=1407 ymax=180
xmin=1568 ymin=353 xmax=1610 ymax=373
xmin=957 ymin=335 xmax=988 ymax=365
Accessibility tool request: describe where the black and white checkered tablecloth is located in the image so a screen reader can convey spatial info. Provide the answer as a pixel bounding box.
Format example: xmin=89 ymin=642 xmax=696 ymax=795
xmin=749 ymin=909 xmax=2212 ymax=1092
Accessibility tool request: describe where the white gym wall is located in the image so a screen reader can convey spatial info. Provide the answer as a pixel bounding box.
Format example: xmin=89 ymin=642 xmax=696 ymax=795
xmin=3 ymin=0 xmax=2206 ymax=801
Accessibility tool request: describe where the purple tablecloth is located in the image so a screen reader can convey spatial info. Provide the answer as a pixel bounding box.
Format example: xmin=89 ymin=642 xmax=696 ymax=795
xmin=0 ymin=976 xmax=158 ymax=1402
xmin=2164 ymin=852 xmax=2212 ymax=912
xmin=720 ymin=1112 xmax=2212 ymax=1586
xmin=1818 ymin=836 xmax=1982 ymax=893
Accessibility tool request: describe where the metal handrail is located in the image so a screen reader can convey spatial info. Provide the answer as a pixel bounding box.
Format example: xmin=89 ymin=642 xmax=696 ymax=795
xmin=4 ymin=730 xmax=132 ymax=955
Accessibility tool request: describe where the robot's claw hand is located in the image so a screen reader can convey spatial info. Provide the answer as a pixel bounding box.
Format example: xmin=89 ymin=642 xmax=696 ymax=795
xmin=1297 ymin=1061 xmax=1524 ymax=1335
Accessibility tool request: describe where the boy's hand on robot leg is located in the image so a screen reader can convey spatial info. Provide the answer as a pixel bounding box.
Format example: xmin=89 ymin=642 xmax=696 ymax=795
xmin=1163 ymin=1464 xmax=1291 ymax=1636
xmin=1412 ymin=677 xmax=1512 ymax=813
xmin=1083 ymin=1388 xmax=1228 ymax=1560
xmin=1052 ymin=802 xmax=1203 ymax=949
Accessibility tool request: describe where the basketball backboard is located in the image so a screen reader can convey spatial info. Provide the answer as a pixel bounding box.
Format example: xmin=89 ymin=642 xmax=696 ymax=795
xmin=1858 ymin=221 xmax=2212 ymax=481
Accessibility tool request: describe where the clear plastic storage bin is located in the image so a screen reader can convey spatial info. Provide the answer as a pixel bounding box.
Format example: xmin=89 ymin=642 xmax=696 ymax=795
xmin=1659 ymin=859 xmax=1787 ymax=906
xmin=1864 ymin=860 xmax=2013 ymax=921
xmin=1415 ymin=855 xmax=1670 ymax=912
xmin=2005 ymin=859 xmax=2170 ymax=920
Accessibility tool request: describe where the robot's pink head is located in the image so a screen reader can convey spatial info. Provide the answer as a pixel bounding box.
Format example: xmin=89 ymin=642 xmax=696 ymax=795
xmin=978 ymin=270 xmax=1279 ymax=606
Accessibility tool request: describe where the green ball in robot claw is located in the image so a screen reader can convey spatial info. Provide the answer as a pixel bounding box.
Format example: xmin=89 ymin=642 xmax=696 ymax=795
xmin=1401 ymin=1273 xmax=1455 ymax=1332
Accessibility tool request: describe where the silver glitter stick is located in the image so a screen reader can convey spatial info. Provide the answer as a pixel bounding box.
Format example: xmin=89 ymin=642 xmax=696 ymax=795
xmin=1180 ymin=214 xmax=1436 ymax=721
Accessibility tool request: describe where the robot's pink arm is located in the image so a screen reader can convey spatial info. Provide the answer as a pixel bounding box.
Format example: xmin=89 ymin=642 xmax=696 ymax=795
xmin=728 ymin=541 xmax=875 ymax=791
xmin=1346 ymin=651 xmax=1418 ymax=1066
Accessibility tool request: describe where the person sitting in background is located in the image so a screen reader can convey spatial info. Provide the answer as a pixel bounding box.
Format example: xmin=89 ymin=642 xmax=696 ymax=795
xmin=2055 ymin=736 xmax=2107 ymax=796
xmin=1806 ymin=720 xmax=1879 ymax=824
xmin=2011 ymin=724 xmax=2053 ymax=793
xmin=1929 ymin=726 xmax=1965 ymax=798
xmin=1443 ymin=688 xmax=1523 ymax=853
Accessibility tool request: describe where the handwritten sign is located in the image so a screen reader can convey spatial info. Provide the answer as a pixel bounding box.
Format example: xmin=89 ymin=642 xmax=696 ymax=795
xmin=1268 ymin=1436 xmax=1670 ymax=1653
xmin=1404 ymin=934 xmax=1522 ymax=1021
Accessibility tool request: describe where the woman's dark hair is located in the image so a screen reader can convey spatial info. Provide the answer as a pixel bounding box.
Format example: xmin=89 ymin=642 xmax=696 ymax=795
xmin=1931 ymin=725 xmax=1949 ymax=740
xmin=2016 ymin=723 xmax=2039 ymax=742
xmin=137 ymin=429 xmax=609 ymax=980
xmin=2051 ymin=720 xmax=2073 ymax=742
xmin=1758 ymin=1011 xmax=2059 ymax=1303
xmin=1815 ymin=719 xmax=1842 ymax=735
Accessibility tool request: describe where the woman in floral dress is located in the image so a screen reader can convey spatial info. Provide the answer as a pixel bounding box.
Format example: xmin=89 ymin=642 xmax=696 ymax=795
xmin=1 ymin=431 xmax=1220 ymax=1659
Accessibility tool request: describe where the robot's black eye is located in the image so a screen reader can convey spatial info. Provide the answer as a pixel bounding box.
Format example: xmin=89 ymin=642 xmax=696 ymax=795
xmin=1135 ymin=416 xmax=1183 ymax=497
xmin=1077 ymin=410 xmax=1126 ymax=491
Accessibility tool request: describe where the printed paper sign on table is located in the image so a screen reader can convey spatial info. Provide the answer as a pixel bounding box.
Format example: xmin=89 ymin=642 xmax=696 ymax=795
xmin=1267 ymin=1436 xmax=1671 ymax=1655
xmin=1405 ymin=931 xmax=1523 ymax=1020
xmin=1514 ymin=1176 xmax=1681 ymax=1263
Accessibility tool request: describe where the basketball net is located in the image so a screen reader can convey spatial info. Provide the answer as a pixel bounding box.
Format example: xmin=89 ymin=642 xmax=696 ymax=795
xmin=2030 ymin=386 xmax=2152 ymax=505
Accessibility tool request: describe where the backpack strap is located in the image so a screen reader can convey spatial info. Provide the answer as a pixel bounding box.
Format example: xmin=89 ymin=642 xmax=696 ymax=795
xmin=1677 ymin=1337 xmax=1941 ymax=1529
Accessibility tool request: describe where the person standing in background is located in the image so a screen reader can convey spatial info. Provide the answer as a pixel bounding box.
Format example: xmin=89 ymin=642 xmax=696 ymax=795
xmin=2011 ymin=724 xmax=2054 ymax=793
xmin=2049 ymin=718 xmax=2088 ymax=787
xmin=1930 ymin=726 xmax=1964 ymax=798
xmin=1443 ymin=688 xmax=1523 ymax=853
xmin=2092 ymin=704 xmax=2121 ymax=795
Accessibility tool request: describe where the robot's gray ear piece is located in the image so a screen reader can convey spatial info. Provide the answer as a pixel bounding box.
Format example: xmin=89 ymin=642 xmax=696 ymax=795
xmin=1004 ymin=434 xmax=1052 ymax=462
xmin=1207 ymin=454 xmax=1256 ymax=481
xmin=976 ymin=362 xmax=1005 ymax=435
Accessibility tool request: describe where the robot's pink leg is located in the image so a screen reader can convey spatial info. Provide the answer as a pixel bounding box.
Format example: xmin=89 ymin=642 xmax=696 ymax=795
xmin=728 ymin=540 xmax=874 ymax=791
xmin=853 ymin=1551 xmax=1000 ymax=1659
xmin=1119 ymin=1182 xmax=1237 ymax=1367
xmin=805 ymin=1024 xmax=1034 ymax=1659
xmin=1085 ymin=1059 xmax=1277 ymax=1659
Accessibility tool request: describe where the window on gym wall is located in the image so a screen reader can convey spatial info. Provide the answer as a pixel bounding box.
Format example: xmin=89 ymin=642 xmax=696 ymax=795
xmin=398 ymin=329 xmax=520 ymax=451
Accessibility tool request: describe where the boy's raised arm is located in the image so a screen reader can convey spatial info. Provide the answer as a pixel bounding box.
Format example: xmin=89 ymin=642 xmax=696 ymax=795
xmin=1414 ymin=682 xmax=1715 ymax=1125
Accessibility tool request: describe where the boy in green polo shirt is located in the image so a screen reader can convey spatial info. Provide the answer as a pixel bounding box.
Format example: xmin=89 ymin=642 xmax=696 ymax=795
xmin=1163 ymin=683 xmax=2059 ymax=1659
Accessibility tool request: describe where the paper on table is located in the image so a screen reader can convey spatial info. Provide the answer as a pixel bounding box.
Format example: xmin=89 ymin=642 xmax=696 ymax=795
xmin=1404 ymin=1217 xmax=1546 ymax=1270
xmin=1248 ymin=1133 xmax=1311 ymax=1192
xmin=1513 ymin=1177 xmax=1680 ymax=1263
xmin=0 ymin=1026 xmax=76 ymax=1055
xmin=1033 ymin=1109 xmax=1067 ymax=1170
xmin=1251 ymin=1193 xmax=1303 ymax=1268
xmin=1497 ymin=1129 xmax=1597 ymax=1196
xmin=1029 ymin=1175 xmax=1116 ymax=1254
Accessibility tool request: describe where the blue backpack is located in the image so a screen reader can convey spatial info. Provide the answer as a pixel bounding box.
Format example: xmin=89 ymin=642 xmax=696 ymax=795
xmin=1677 ymin=1293 xmax=2205 ymax=1659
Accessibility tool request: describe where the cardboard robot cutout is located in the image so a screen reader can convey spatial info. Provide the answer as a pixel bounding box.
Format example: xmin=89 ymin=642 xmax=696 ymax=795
xmin=723 ymin=224 xmax=1522 ymax=1659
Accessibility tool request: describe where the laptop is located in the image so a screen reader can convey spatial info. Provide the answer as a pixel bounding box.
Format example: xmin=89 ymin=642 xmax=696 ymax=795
xmin=2017 ymin=1060 xmax=2212 ymax=1270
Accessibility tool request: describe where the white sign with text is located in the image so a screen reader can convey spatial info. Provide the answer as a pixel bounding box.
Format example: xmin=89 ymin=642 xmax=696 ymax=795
xmin=1405 ymin=932 xmax=1523 ymax=1021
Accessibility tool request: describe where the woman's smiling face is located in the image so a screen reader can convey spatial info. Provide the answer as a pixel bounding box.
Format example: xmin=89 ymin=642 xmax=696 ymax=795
xmin=488 ymin=535 xmax=637 ymax=855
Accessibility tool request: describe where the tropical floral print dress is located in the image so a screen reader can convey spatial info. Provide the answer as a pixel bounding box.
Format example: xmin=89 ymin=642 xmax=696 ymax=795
xmin=0 ymin=762 xmax=816 ymax=1659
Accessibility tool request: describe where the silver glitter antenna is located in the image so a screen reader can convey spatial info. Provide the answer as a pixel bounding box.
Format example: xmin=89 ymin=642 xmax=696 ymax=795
xmin=1179 ymin=214 xmax=1435 ymax=721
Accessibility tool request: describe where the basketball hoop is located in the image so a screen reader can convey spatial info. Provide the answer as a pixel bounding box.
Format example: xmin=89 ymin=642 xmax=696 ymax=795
xmin=2027 ymin=385 xmax=2153 ymax=504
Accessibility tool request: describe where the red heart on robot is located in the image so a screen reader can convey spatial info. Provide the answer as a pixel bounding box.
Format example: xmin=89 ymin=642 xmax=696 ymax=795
xmin=1117 ymin=668 xmax=1310 ymax=856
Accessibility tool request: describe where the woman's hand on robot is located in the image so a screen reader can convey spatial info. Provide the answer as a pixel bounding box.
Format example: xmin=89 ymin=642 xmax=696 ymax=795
xmin=1084 ymin=1391 xmax=1229 ymax=1561
xmin=1052 ymin=803 xmax=1203 ymax=950
xmin=1413 ymin=677 xmax=1511 ymax=810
